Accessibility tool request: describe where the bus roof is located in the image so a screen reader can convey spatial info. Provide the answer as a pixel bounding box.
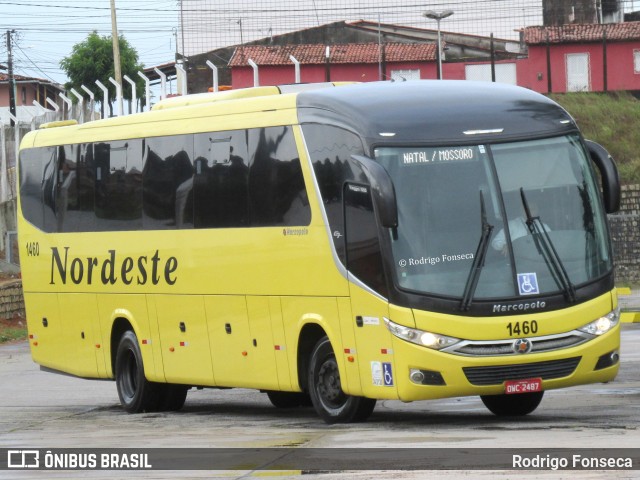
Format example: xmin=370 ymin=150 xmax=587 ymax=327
xmin=296 ymin=80 xmax=577 ymax=147
xmin=152 ymin=82 xmax=353 ymax=111
xmin=22 ymin=81 xmax=575 ymax=150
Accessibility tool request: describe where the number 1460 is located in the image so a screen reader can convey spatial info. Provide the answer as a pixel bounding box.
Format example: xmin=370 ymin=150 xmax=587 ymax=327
xmin=506 ymin=320 xmax=538 ymax=336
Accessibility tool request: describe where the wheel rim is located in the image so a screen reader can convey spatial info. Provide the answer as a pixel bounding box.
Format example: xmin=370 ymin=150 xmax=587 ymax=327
xmin=316 ymin=356 xmax=346 ymax=410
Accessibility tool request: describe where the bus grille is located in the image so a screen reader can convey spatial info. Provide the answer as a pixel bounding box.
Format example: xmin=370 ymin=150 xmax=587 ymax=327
xmin=452 ymin=334 xmax=587 ymax=356
xmin=463 ymin=357 xmax=581 ymax=386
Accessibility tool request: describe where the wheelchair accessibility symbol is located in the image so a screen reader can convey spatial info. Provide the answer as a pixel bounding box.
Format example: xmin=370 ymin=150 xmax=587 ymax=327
xmin=382 ymin=362 xmax=394 ymax=387
xmin=517 ymin=273 xmax=539 ymax=295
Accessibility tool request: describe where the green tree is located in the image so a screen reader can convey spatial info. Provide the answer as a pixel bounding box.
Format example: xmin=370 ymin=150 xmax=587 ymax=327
xmin=60 ymin=31 xmax=145 ymax=116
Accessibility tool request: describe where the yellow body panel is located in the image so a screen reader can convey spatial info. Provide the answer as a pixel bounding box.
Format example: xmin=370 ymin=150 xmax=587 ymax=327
xmin=25 ymin=293 xmax=66 ymax=372
xmin=154 ymin=295 xmax=214 ymax=385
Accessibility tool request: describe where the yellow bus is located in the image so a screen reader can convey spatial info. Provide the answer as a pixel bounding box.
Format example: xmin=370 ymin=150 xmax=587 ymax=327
xmin=17 ymin=81 xmax=621 ymax=423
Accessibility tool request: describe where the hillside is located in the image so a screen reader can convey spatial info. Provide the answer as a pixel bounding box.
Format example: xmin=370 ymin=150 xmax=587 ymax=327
xmin=549 ymin=92 xmax=640 ymax=184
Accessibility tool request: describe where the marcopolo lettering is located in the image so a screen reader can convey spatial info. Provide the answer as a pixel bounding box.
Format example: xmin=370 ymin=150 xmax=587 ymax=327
xmin=50 ymin=247 xmax=178 ymax=286
xmin=493 ymin=301 xmax=546 ymax=313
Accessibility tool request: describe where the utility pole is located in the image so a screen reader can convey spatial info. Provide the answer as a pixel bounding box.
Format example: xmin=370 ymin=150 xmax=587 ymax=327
xmin=110 ymin=0 xmax=123 ymax=116
xmin=6 ymin=30 xmax=17 ymax=127
xmin=180 ymin=0 xmax=185 ymax=57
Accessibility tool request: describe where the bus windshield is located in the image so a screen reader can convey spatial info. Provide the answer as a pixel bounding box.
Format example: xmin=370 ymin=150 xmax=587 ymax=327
xmin=374 ymin=135 xmax=612 ymax=300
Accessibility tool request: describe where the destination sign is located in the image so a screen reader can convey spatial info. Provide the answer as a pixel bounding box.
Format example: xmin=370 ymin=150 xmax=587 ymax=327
xmin=401 ymin=147 xmax=479 ymax=166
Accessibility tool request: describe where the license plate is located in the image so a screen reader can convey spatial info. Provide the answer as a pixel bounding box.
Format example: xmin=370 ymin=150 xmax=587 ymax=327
xmin=504 ymin=378 xmax=542 ymax=394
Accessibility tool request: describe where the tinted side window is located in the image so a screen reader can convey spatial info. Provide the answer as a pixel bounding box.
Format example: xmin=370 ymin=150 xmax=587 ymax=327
xmin=193 ymin=130 xmax=249 ymax=228
xmin=76 ymin=144 xmax=96 ymax=230
xmin=19 ymin=147 xmax=53 ymax=231
xmin=94 ymin=139 xmax=143 ymax=230
xmin=302 ymin=124 xmax=365 ymax=262
xmin=56 ymin=144 xmax=78 ymax=232
xmin=247 ymin=126 xmax=310 ymax=227
xmin=41 ymin=147 xmax=58 ymax=233
xmin=143 ymin=135 xmax=194 ymax=230
xmin=344 ymin=183 xmax=387 ymax=297
xmin=20 ymin=127 xmax=311 ymax=233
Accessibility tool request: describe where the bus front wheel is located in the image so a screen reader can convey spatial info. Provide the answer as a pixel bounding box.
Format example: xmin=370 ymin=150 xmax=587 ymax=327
xmin=115 ymin=330 xmax=161 ymax=413
xmin=480 ymin=391 xmax=544 ymax=416
xmin=308 ymin=336 xmax=376 ymax=424
xmin=266 ymin=391 xmax=312 ymax=408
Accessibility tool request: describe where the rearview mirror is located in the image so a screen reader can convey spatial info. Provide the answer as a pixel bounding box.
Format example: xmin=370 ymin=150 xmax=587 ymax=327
xmin=585 ymin=140 xmax=620 ymax=214
xmin=350 ymin=155 xmax=398 ymax=228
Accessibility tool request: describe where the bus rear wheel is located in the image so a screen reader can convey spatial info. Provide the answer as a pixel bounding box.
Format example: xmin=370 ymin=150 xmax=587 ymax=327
xmin=480 ymin=391 xmax=544 ymax=416
xmin=115 ymin=330 xmax=161 ymax=413
xmin=308 ymin=336 xmax=376 ymax=424
xmin=159 ymin=385 xmax=189 ymax=411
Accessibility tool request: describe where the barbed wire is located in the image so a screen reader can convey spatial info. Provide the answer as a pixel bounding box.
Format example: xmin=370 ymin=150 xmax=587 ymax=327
xmin=2 ymin=0 xmax=639 ymax=82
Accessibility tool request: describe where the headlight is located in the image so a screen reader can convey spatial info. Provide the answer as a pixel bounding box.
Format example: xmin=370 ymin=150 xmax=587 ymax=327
xmin=384 ymin=318 xmax=460 ymax=350
xmin=578 ymin=308 xmax=620 ymax=336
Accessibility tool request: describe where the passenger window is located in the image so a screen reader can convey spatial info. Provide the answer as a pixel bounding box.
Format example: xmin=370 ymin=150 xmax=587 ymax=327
xmin=247 ymin=126 xmax=310 ymax=227
xmin=193 ymin=130 xmax=249 ymax=228
xmin=94 ymin=139 xmax=143 ymax=230
xmin=143 ymin=135 xmax=194 ymax=230
xmin=55 ymin=144 xmax=78 ymax=232
xmin=18 ymin=147 xmax=55 ymax=232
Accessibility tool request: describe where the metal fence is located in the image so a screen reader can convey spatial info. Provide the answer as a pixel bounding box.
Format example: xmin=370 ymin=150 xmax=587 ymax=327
xmin=0 ymin=117 xmax=60 ymax=267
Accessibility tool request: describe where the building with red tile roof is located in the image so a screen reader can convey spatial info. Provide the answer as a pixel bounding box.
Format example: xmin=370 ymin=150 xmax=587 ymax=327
xmin=517 ymin=22 xmax=640 ymax=93
xmin=523 ymin=22 xmax=640 ymax=44
xmin=229 ymin=43 xmax=439 ymax=88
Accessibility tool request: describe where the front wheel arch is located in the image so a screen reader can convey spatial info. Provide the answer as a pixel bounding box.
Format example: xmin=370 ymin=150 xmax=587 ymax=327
xmin=110 ymin=317 xmax=134 ymax=377
xmin=297 ymin=323 xmax=327 ymax=393
xmin=307 ymin=335 xmax=376 ymax=423
xmin=114 ymin=329 xmax=161 ymax=413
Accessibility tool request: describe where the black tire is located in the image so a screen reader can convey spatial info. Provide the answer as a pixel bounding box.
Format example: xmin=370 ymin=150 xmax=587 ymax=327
xmin=115 ymin=330 xmax=161 ymax=413
xmin=266 ymin=391 xmax=311 ymax=408
xmin=308 ymin=336 xmax=376 ymax=424
xmin=480 ymin=391 xmax=544 ymax=416
xmin=159 ymin=385 xmax=189 ymax=411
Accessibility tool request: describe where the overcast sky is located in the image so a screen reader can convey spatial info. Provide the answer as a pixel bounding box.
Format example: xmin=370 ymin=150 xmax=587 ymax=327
xmin=1 ymin=0 xmax=178 ymax=85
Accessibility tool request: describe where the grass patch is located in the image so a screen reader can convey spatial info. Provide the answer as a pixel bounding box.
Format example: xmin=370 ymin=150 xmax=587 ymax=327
xmin=0 ymin=318 xmax=27 ymax=344
xmin=549 ymin=92 xmax=640 ymax=184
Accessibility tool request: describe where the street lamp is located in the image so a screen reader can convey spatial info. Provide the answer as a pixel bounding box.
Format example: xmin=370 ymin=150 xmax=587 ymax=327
xmin=423 ymin=10 xmax=454 ymax=80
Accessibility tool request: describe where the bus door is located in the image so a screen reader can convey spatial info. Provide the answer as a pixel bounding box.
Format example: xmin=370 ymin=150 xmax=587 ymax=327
xmin=343 ymin=182 xmax=397 ymax=399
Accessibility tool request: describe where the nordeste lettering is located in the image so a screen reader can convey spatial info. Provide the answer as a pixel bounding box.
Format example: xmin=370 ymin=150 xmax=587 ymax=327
xmin=50 ymin=247 xmax=178 ymax=286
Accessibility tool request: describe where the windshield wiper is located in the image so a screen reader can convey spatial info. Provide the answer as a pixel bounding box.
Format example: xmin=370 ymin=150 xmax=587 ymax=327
xmin=461 ymin=191 xmax=494 ymax=311
xmin=520 ymin=188 xmax=576 ymax=303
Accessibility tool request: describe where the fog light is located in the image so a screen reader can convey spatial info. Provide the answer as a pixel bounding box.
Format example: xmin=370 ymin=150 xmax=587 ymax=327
xmin=595 ymin=350 xmax=619 ymax=370
xmin=410 ymin=369 xmax=425 ymax=384
xmin=409 ymin=368 xmax=446 ymax=386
